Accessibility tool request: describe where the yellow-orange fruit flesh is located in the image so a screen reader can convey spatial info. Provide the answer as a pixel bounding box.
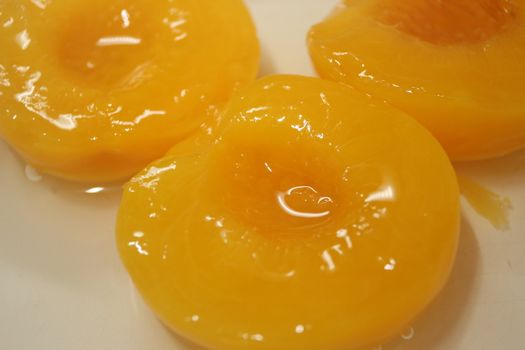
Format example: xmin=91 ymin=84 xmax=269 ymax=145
xmin=0 ymin=0 xmax=259 ymax=182
xmin=117 ymin=75 xmax=460 ymax=350
xmin=309 ymin=0 xmax=525 ymax=161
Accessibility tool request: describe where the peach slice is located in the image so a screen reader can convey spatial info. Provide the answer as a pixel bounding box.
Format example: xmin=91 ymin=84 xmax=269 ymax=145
xmin=308 ymin=0 xmax=525 ymax=161
xmin=0 ymin=0 xmax=259 ymax=182
xmin=117 ymin=75 xmax=460 ymax=350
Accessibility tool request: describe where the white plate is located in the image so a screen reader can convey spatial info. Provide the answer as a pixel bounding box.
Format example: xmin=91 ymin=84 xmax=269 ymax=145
xmin=1 ymin=1 xmax=524 ymax=349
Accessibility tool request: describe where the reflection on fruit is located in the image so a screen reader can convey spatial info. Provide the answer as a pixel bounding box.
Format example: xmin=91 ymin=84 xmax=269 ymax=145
xmin=117 ymin=75 xmax=460 ymax=350
xmin=0 ymin=0 xmax=259 ymax=182
xmin=308 ymin=0 xmax=525 ymax=161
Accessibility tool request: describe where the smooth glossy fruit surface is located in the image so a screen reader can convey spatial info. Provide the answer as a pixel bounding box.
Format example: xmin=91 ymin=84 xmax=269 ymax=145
xmin=308 ymin=0 xmax=525 ymax=161
xmin=117 ymin=75 xmax=460 ymax=350
xmin=0 ymin=0 xmax=259 ymax=182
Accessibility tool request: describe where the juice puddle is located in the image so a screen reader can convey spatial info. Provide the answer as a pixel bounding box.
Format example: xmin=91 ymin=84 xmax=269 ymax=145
xmin=458 ymin=176 xmax=512 ymax=230
xmin=24 ymin=164 xmax=122 ymax=196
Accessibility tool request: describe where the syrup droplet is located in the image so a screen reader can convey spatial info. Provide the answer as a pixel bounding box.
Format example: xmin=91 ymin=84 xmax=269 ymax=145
xmin=277 ymin=185 xmax=334 ymax=219
xmin=401 ymin=326 xmax=415 ymax=340
xmin=85 ymin=186 xmax=105 ymax=194
xmin=25 ymin=164 xmax=42 ymax=182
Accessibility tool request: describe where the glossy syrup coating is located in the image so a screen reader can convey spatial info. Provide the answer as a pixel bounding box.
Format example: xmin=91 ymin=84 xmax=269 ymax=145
xmin=117 ymin=75 xmax=460 ymax=350
xmin=308 ymin=0 xmax=525 ymax=161
xmin=0 ymin=0 xmax=259 ymax=182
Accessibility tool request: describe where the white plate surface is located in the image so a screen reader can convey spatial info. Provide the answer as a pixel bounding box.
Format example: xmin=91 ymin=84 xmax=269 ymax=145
xmin=1 ymin=1 xmax=525 ymax=349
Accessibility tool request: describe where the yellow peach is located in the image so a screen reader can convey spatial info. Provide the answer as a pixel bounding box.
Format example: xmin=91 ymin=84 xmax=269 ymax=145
xmin=309 ymin=0 xmax=525 ymax=160
xmin=117 ymin=75 xmax=460 ymax=350
xmin=0 ymin=0 xmax=259 ymax=182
